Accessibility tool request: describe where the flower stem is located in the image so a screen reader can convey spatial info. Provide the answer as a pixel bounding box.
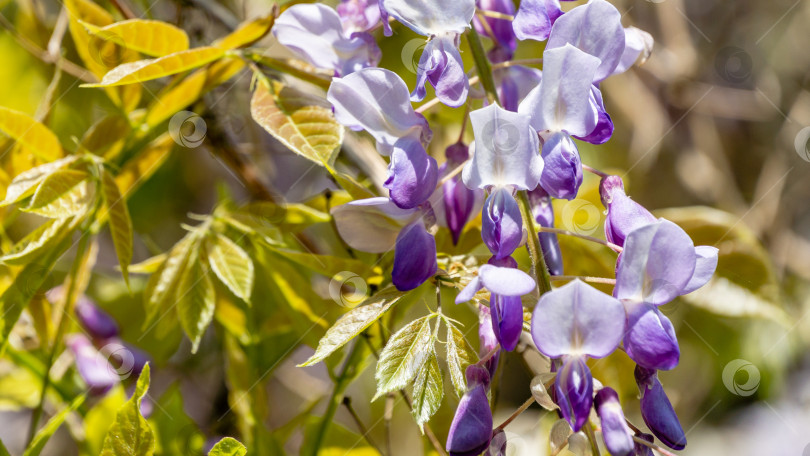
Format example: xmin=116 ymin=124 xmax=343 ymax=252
xmin=549 ymin=275 xmax=616 ymax=285
xmin=535 ymin=226 xmax=623 ymax=253
xmin=476 ymin=8 xmax=515 ymax=21
xmin=494 ymin=397 xmax=535 ymax=431
xmin=517 ymin=191 xmax=553 ymax=295
xmin=583 ymin=423 xmax=602 ymax=456
xmin=466 ymin=27 xmax=499 ymax=104
xmin=631 ymin=436 xmax=678 ymax=456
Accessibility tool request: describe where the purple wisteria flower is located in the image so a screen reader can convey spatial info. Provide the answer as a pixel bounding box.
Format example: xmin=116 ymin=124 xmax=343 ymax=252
xmin=381 ymin=0 xmax=475 ymax=107
xmin=473 ymin=0 xmax=517 ymax=62
xmin=594 ymin=387 xmax=635 ymax=456
xmin=528 ymin=186 xmax=563 ymax=276
xmin=519 ymin=44 xmax=600 ymax=199
xmin=512 ymin=0 xmax=563 ymax=42
xmin=331 ymin=197 xmax=438 ymax=291
xmin=441 ymin=142 xmax=484 ymax=244
xmin=337 ymin=0 xmax=381 ymax=33
xmin=456 ymin=260 xmax=536 ymax=351
xmin=531 ymin=280 xmax=625 ymax=430
xmin=635 ymin=366 xmax=687 ymax=450
xmin=493 ymin=65 xmax=543 ymax=113
xmin=67 ymin=334 xmax=120 ymax=395
xmin=478 ymin=304 xmax=501 ymax=377
xmin=446 ymin=365 xmax=493 ymax=456
xmin=67 ymin=292 xmax=119 ymax=340
xmin=327 ymin=68 xmax=438 ymax=209
xmin=272 ymin=3 xmax=381 ymax=77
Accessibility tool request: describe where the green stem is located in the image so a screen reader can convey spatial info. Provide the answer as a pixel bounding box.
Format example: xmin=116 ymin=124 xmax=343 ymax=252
xmin=583 ymin=422 xmax=602 ymax=456
xmin=26 ymin=232 xmax=93 ymax=446
xmin=245 ymin=52 xmax=332 ymax=90
xmin=516 ymin=191 xmax=552 ymax=295
xmin=466 ymin=28 xmax=499 ymax=103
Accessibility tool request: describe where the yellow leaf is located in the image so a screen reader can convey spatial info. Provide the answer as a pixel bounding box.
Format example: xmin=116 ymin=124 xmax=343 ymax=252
xmin=250 ymin=80 xmax=344 ymax=168
xmin=115 ymin=134 xmax=174 ymax=196
xmin=83 ymin=47 xmax=227 ymax=87
xmin=215 ymin=14 xmax=276 ymax=49
xmin=143 ymin=234 xmax=196 ymax=325
xmin=24 ymin=169 xmax=96 ymax=219
xmin=100 ymin=170 xmax=133 ymax=287
xmin=0 ymin=107 xmax=63 ymax=162
xmin=79 ymin=115 xmax=131 ymax=159
xmin=176 ymin=252 xmax=216 ymax=353
xmin=78 ymin=19 xmax=190 ymax=57
xmin=206 ymin=234 xmax=254 ymax=303
xmin=0 ymin=217 xmax=74 ymax=265
xmin=0 ymin=156 xmax=78 ymax=206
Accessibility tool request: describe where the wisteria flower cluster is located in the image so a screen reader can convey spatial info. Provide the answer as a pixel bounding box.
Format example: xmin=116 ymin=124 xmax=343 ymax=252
xmin=270 ymin=0 xmax=716 ymax=454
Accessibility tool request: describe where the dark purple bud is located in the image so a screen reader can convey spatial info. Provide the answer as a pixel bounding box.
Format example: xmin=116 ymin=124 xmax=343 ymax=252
xmin=634 ymin=366 xmax=687 ymax=450
xmin=490 ymin=294 xmax=523 ymax=352
xmin=540 ymin=132 xmax=583 ymax=200
xmin=385 ymin=137 xmax=439 ymax=209
xmin=392 ymin=221 xmax=438 ymax=291
xmin=479 ymin=304 xmax=501 ymax=378
xmin=527 ymin=187 xmax=563 ymax=276
xmin=75 ymin=295 xmax=120 ymax=340
xmin=67 ymin=334 xmax=119 ymax=395
xmin=482 ymin=188 xmax=523 ymax=259
xmin=623 ymin=301 xmax=680 ymax=371
xmin=443 ymin=144 xmax=481 ymax=245
xmin=447 ymin=366 xmax=493 ymax=456
xmin=594 ymin=387 xmax=634 ymax=456
xmin=633 ymin=433 xmax=655 ymax=456
xmin=473 ymin=0 xmax=517 ymax=63
xmin=555 ymin=356 xmax=593 ymax=432
xmin=600 ymin=175 xmax=656 ymax=247
xmin=446 ymin=141 xmax=470 ymax=164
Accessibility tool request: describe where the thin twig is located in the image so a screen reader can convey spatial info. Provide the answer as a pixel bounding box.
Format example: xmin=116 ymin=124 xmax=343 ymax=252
xmin=582 ymin=164 xmax=609 ymax=178
xmin=549 ymin=275 xmax=616 ymax=285
xmin=477 ymin=344 xmax=501 ymax=367
xmin=632 ymin=436 xmax=678 ymax=456
xmin=476 ymin=8 xmax=515 ymax=21
xmin=535 ymin=227 xmax=623 ymax=253
xmin=494 ymin=397 xmax=534 ymax=431
xmin=342 ymin=397 xmax=386 ymax=456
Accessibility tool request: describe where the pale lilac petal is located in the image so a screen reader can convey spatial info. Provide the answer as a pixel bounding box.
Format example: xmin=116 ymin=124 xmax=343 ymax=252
xmin=539 ymin=132 xmax=583 ymax=200
xmin=612 ymin=26 xmax=654 ymax=76
xmin=555 ymin=356 xmax=593 ymax=431
xmin=494 ymin=65 xmax=543 ymax=112
xmin=481 ymin=188 xmax=523 ymax=259
xmin=573 ymin=85 xmax=614 ymax=145
xmin=635 ymin=366 xmax=687 ymax=450
xmin=531 ymin=280 xmax=625 ymax=358
xmin=392 ymin=221 xmax=437 ymax=290
xmin=456 ymin=276 xmax=483 ymax=303
xmin=327 ymin=68 xmax=431 ymax=155
xmin=615 ymin=220 xmax=696 ymax=305
xmin=331 ymin=197 xmax=418 ymax=253
xmin=491 ymin=294 xmax=523 ymax=351
xmin=680 ymin=246 xmax=718 ymax=295
xmin=272 ymin=4 xmax=380 ymax=76
xmin=463 ymin=104 xmax=543 ymax=190
xmin=546 ymin=0 xmax=625 ymax=83
xmin=479 ymin=304 xmax=501 ymax=377
xmin=382 ymin=0 xmax=475 ymax=35
xmin=412 ymin=33 xmax=469 ymax=107
xmin=474 ymin=0 xmax=517 ymax=61
xmin=478 ymin=264 xmax=536 ymax=296
xmin=446 ymin=366 xmax=493 ymax=456
xmin=623 ymin=301 xmax=680 ymax=371
xmin=512 ymin=0 xmax=563 ymax=42
xmin=600 ymin=176 xmax=656 ymax=247
xmin=595 ymin=388 xmax=634 ymax=456
xmin=385 ymin=137 xmax=439 ymax=209
xmin=518 ymin=44 xmax=600 ymax=136
xmin=67 ymin=334 xmax=120 ymax=395
xmin=338 ymin=0 xmax=381 ymax=33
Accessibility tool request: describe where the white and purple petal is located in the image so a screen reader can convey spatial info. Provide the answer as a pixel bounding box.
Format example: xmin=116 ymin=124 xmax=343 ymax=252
xmin=481 ymin=188 xmax=524 ymax=259
xmin=680 ymin=245 xmax=719 ymax=295
xmin=595 ymin=387 xmax=635 ymax=456
xmin=623 ymin=301 xmax=680 ymax=371
xmin=384 ymin=137 xmax=439 ymax=209
xmin=331 ymin=197 xmax=418 ymax=253
xmin=554 ymin=356 xmax=593 ymax=432
xmin=573 ymin=85 xmax=614 ymax=145
xmin=382 ymin=0 xmax=475 ymax=35
xmin=512 ymin=0 xmax=563 ymax=42
xmin=539 ymin=132 xmax=583 ymax=200
xmin=478 ymin=264 xmax=536 ymax=297
xmin=412 ymin=33 xmax=469 ymax=107
xmin=337 ymin=0 xmax=382 ymax=33
xmin=494 ymin=65 xmax=543 ymax=112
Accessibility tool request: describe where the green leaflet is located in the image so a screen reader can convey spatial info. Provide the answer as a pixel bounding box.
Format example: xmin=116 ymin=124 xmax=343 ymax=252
xmin=208 ymin=437 xmax=247 ymax=456
xmin=176 ymin=251 xmax=216 ymax=353
xmin=444 ymin=318 xmax=477 ymax=397
xmin=207 ymin=233 xmax=254 ymax=303
xmin=24 ymin=396 xmax=86 ymax=456
xmin=100 ymin=169 xmax=133 ymax=287
xmin=410 ymin=348 xmax=443 ymax=429
xmin=373 ymin=315 xmax=435 ymax=400
xmin=100 ymin=364 xmax=155 ymax=456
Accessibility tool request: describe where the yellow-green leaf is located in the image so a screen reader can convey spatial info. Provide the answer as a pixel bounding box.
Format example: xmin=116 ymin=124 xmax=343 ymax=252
xmin=0 ymin=107 xmax=63 ymax=162
xmin=411 ymin=348 xmax=443 ymax=428
xmin=299 ymin=287 xmax=405 ymax=367
xmin=24 ymin=395 xmax=86 ymax=456
xmin=0 ymin=156 xmax=78 ymax=206
xmin=24 ymin=169 xmax=95 ymax=218
xmin=176 ymin=253 xmax=216 ymax=353
xmin=374 ymin=316 xmax=434 ymax=400
xmin=250 ymin=80 xmax=344 ymax=168
xmin=100 ymin=364 xmax=155 ymax=456
xmin=215 ymin=14 xmax=275 ymax=49
xmin=271 ymin=247 xmax=379 ymax=281
xmin=79 ymin=115 xmax=131 ymax=159
xmin=143 ymin=234 xmax=196 ymax=325
xmin=78 ymin=19 xmax=189 ymax=57
xmin=100 ymin=170 xmax=133 ymax=286
xmin=207 ymin=234 xmax=254 ymax=303
xmin=445 ymin=318 xmax=477 ymax=397
xmin=207 ymin=437 xmax=247 ymax=456
xmin=115 ymin=134 xmax=174 ymax=196
xmin=129 ymin=253 xmax=167 ymax=274
xmin=84 ymin=47 xmax=227 ymax=87
xmin=1 ymin=217 xmax=73 ymax=265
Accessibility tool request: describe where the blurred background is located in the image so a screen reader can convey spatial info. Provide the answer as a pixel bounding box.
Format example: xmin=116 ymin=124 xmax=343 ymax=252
xmin=0 ymin=0 xmax=809 ymax=454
